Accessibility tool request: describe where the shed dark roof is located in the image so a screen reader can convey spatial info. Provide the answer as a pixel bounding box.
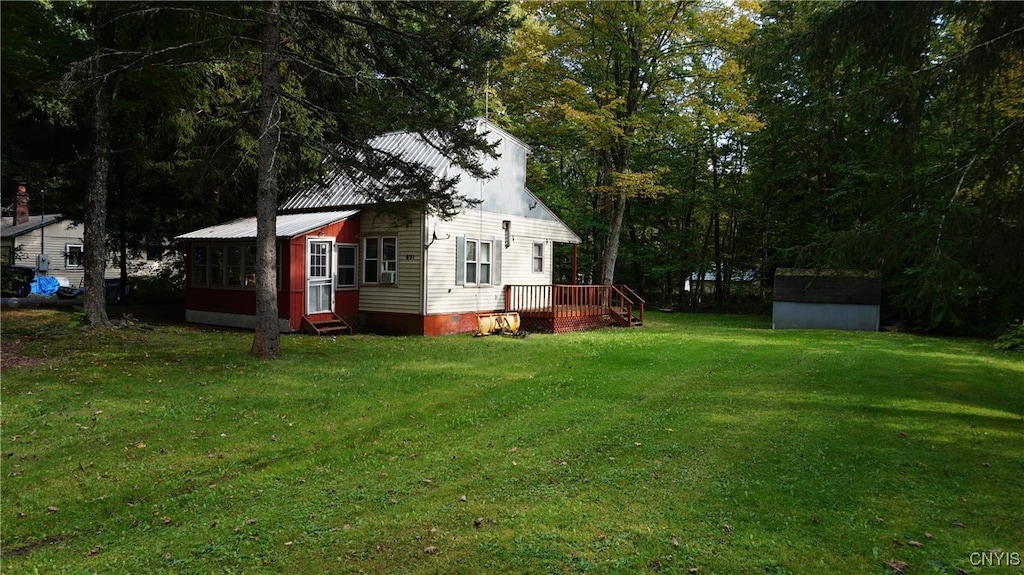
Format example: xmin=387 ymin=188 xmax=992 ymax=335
xmin=773 ymin=268 xmax=881 ymax=305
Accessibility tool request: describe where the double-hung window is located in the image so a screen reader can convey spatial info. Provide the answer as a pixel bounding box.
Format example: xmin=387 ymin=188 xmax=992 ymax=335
xmin=336 ymin=244 xmax=357 ymax=288
xmin=363 ymin=237 xmax=398 ymax=284
xmin=66 ymin=244 xmax=85 ymax=269
xmin=456 ymin=237 xmax=500 ymax=286
xmin=532 ymin=242 xmax=544 ymax=273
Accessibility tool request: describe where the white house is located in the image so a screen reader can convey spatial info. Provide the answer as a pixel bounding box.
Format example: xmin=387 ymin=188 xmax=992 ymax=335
xmin=175 ymin=119 xmax=643 ymax=336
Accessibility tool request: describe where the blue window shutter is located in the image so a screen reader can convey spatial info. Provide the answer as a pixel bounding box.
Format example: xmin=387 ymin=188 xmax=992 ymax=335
xmin=455 ymin=236 xmax=465 ymax=286
xmin=492 ymin=239 xmax=502 ymax=285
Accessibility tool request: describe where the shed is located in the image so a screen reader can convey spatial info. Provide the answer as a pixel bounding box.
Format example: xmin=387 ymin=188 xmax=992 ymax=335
xmin=772 ymin=268 xmax=881 ymax=331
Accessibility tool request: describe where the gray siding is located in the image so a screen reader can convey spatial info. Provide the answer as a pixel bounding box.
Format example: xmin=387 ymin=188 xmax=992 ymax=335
xmin=772 ymin=302 xmax=880 ymax=332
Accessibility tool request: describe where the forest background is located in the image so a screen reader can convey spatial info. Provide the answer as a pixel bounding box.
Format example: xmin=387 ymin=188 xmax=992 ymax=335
xmin=2 ymin=1 xmax=1021 ymax=338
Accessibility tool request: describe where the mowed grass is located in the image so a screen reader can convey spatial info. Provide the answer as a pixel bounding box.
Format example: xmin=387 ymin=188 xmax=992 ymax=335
xmin=1 ymin=309 xmax=1022 ymax=575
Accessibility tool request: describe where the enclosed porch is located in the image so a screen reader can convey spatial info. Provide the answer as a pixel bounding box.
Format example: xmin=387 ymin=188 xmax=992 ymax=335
xmin=504 ymin=284 xmax=644 ymax=333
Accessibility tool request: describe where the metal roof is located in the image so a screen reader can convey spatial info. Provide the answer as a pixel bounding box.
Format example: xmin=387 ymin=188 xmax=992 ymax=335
xmin=175 ymin=210 xmax=359 ymax=241
xmin=280 ymin=130 xmax=452 ymax=212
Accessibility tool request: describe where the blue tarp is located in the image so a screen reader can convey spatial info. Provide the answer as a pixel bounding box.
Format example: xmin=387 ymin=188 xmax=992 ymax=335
xmin=30 ymin=275 xmax=61 ymax=296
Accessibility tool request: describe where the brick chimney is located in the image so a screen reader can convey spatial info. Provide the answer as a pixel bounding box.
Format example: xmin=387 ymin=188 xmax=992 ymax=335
xmin=15 ymin=184 xmax=30 ymax=225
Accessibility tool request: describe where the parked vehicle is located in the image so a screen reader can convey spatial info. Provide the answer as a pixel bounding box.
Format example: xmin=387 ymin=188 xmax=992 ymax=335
xmin=56 ymin=278 xmax=132 ymax=304
xmin=1 ymin=266 xmax=34 ymax=298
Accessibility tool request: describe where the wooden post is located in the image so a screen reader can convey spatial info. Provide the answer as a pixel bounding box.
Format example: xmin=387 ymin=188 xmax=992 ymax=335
xmin=572 ymin=244 xmax=578 ymax=285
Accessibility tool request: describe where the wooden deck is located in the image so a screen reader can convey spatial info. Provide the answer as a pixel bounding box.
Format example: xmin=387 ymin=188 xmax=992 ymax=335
xmin=505 ymin=284 xmax=644 ymax=333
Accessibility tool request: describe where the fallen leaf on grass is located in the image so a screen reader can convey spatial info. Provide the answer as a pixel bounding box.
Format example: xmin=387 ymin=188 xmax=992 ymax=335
xmin=885 ymin=559 xmax=908 ymax=573
xmin=951 ymin=520 xmax=965 ymax=528
xmin=47 ymin=506 xmax=59 ymax=513
xmin=907 ymin=540 xmax=923 ymax=547
xmin=924 ymin=532 xmax=932 ymax=539
xmin=423 ymin=546 xmax=437 ymax=554
xmin=459 ymin=495 xmax=467 ymax=502
xmin=671 ymin=537 xmax=679 ymax=547
xmin=722 ymin=523 xmax=732 ymax=535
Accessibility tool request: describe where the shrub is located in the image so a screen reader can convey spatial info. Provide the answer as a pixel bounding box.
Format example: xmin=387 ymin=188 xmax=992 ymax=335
xmin=994 ymin=320 xmax=1024 ymax=351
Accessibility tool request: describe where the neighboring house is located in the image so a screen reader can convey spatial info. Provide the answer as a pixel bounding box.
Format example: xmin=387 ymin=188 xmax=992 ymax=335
xmin=178 ymin=119 xmax=641 ymax=336
xmin=1 ymin=186 xmax=166 ymax=288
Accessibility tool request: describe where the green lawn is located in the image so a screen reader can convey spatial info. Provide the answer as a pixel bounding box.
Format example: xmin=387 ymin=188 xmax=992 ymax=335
xmin=1 ymin=308 xmax=1022 ymax=574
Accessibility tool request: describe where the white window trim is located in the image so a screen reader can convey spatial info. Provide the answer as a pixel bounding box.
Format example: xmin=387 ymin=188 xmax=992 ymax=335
xmin=456 ymin=236 xmax=501 ymax=287
xmin=362 ymin=236 xmax=398 ymax=285
xmin=65 ymin=243 xmax=85 ymax=269
xmin=532 ymin=242 xmax=544 ymax=273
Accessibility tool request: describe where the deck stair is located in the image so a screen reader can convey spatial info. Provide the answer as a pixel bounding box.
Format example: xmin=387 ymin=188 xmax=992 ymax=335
xmin=302 ymin=313 xmax=353 ymax=336
xmin=609 ymin=284 xmax=644 ymax=327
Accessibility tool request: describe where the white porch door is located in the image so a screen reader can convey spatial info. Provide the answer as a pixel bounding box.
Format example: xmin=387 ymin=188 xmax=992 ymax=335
xmin=307 ymin=239 xmax=335 ymax=314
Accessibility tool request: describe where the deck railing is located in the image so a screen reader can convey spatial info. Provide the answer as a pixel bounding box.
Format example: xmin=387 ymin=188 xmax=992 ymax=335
xmin=505 ymin=284 xmax=644 ymax=329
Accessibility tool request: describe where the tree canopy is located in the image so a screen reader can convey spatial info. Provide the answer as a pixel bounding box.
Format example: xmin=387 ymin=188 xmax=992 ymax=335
xmin=3 ymin=0 xmax=1021 ymax=336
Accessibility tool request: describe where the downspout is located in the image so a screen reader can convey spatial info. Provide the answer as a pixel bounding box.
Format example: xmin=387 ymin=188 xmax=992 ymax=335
xmin=421 ymin=211 xmax=428 ymax=322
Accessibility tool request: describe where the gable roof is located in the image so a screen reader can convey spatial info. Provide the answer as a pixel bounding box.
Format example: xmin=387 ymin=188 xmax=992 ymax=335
xmin=176 ymin=210 xmax=359 ymax=241
xmin=1 ymin=214 xmax=64 ymax=239
xmin=280 ymin=119 xmax=531 ymax=213
xmin=280 ymin=129 xmax=456 ymax=212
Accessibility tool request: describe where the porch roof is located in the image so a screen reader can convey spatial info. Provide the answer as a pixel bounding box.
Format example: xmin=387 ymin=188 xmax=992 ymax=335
xmin=175 ymin=210 xmax=359 ymax=241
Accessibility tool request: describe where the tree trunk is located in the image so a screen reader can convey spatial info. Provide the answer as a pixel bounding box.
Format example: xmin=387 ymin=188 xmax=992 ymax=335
xmin=711 ymin=145 xmax=724 ymax=306
xmin=83 ymin=5 xmax=114 ymax=328
xmin=600 ymin=190 xmax=627 ymax=285
xmin=251 ymin=0 xmax=282 ymax=359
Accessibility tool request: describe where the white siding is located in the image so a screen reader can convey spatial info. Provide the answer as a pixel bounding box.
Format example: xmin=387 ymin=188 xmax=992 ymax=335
xmin=4 ymin=221 xmax=128 ymax=285
xmin=358 ymin=209 xmax=425 ymax=314
xmin=421 ymin=126 xmax=579 ymax=315
xmin=425 ymin=210 xmax=565 ymax=315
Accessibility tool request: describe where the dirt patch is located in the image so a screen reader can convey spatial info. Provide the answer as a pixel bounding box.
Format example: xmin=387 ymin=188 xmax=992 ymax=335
xmin=0 ymin=338 xmax=47 ymax=369
xmin=4 ymin=534 xmax=70 ymax=558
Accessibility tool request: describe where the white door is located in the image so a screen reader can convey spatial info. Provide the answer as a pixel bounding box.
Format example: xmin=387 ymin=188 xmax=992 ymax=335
xmin=307 ymin=239 xmax=334 ymax=314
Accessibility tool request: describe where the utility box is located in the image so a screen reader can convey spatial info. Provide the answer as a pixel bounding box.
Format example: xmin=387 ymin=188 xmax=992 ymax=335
xmin=37 ymin=253 xmax=50 ymax=272
xmin=772 ymin=268 xmax=881 ymax=331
